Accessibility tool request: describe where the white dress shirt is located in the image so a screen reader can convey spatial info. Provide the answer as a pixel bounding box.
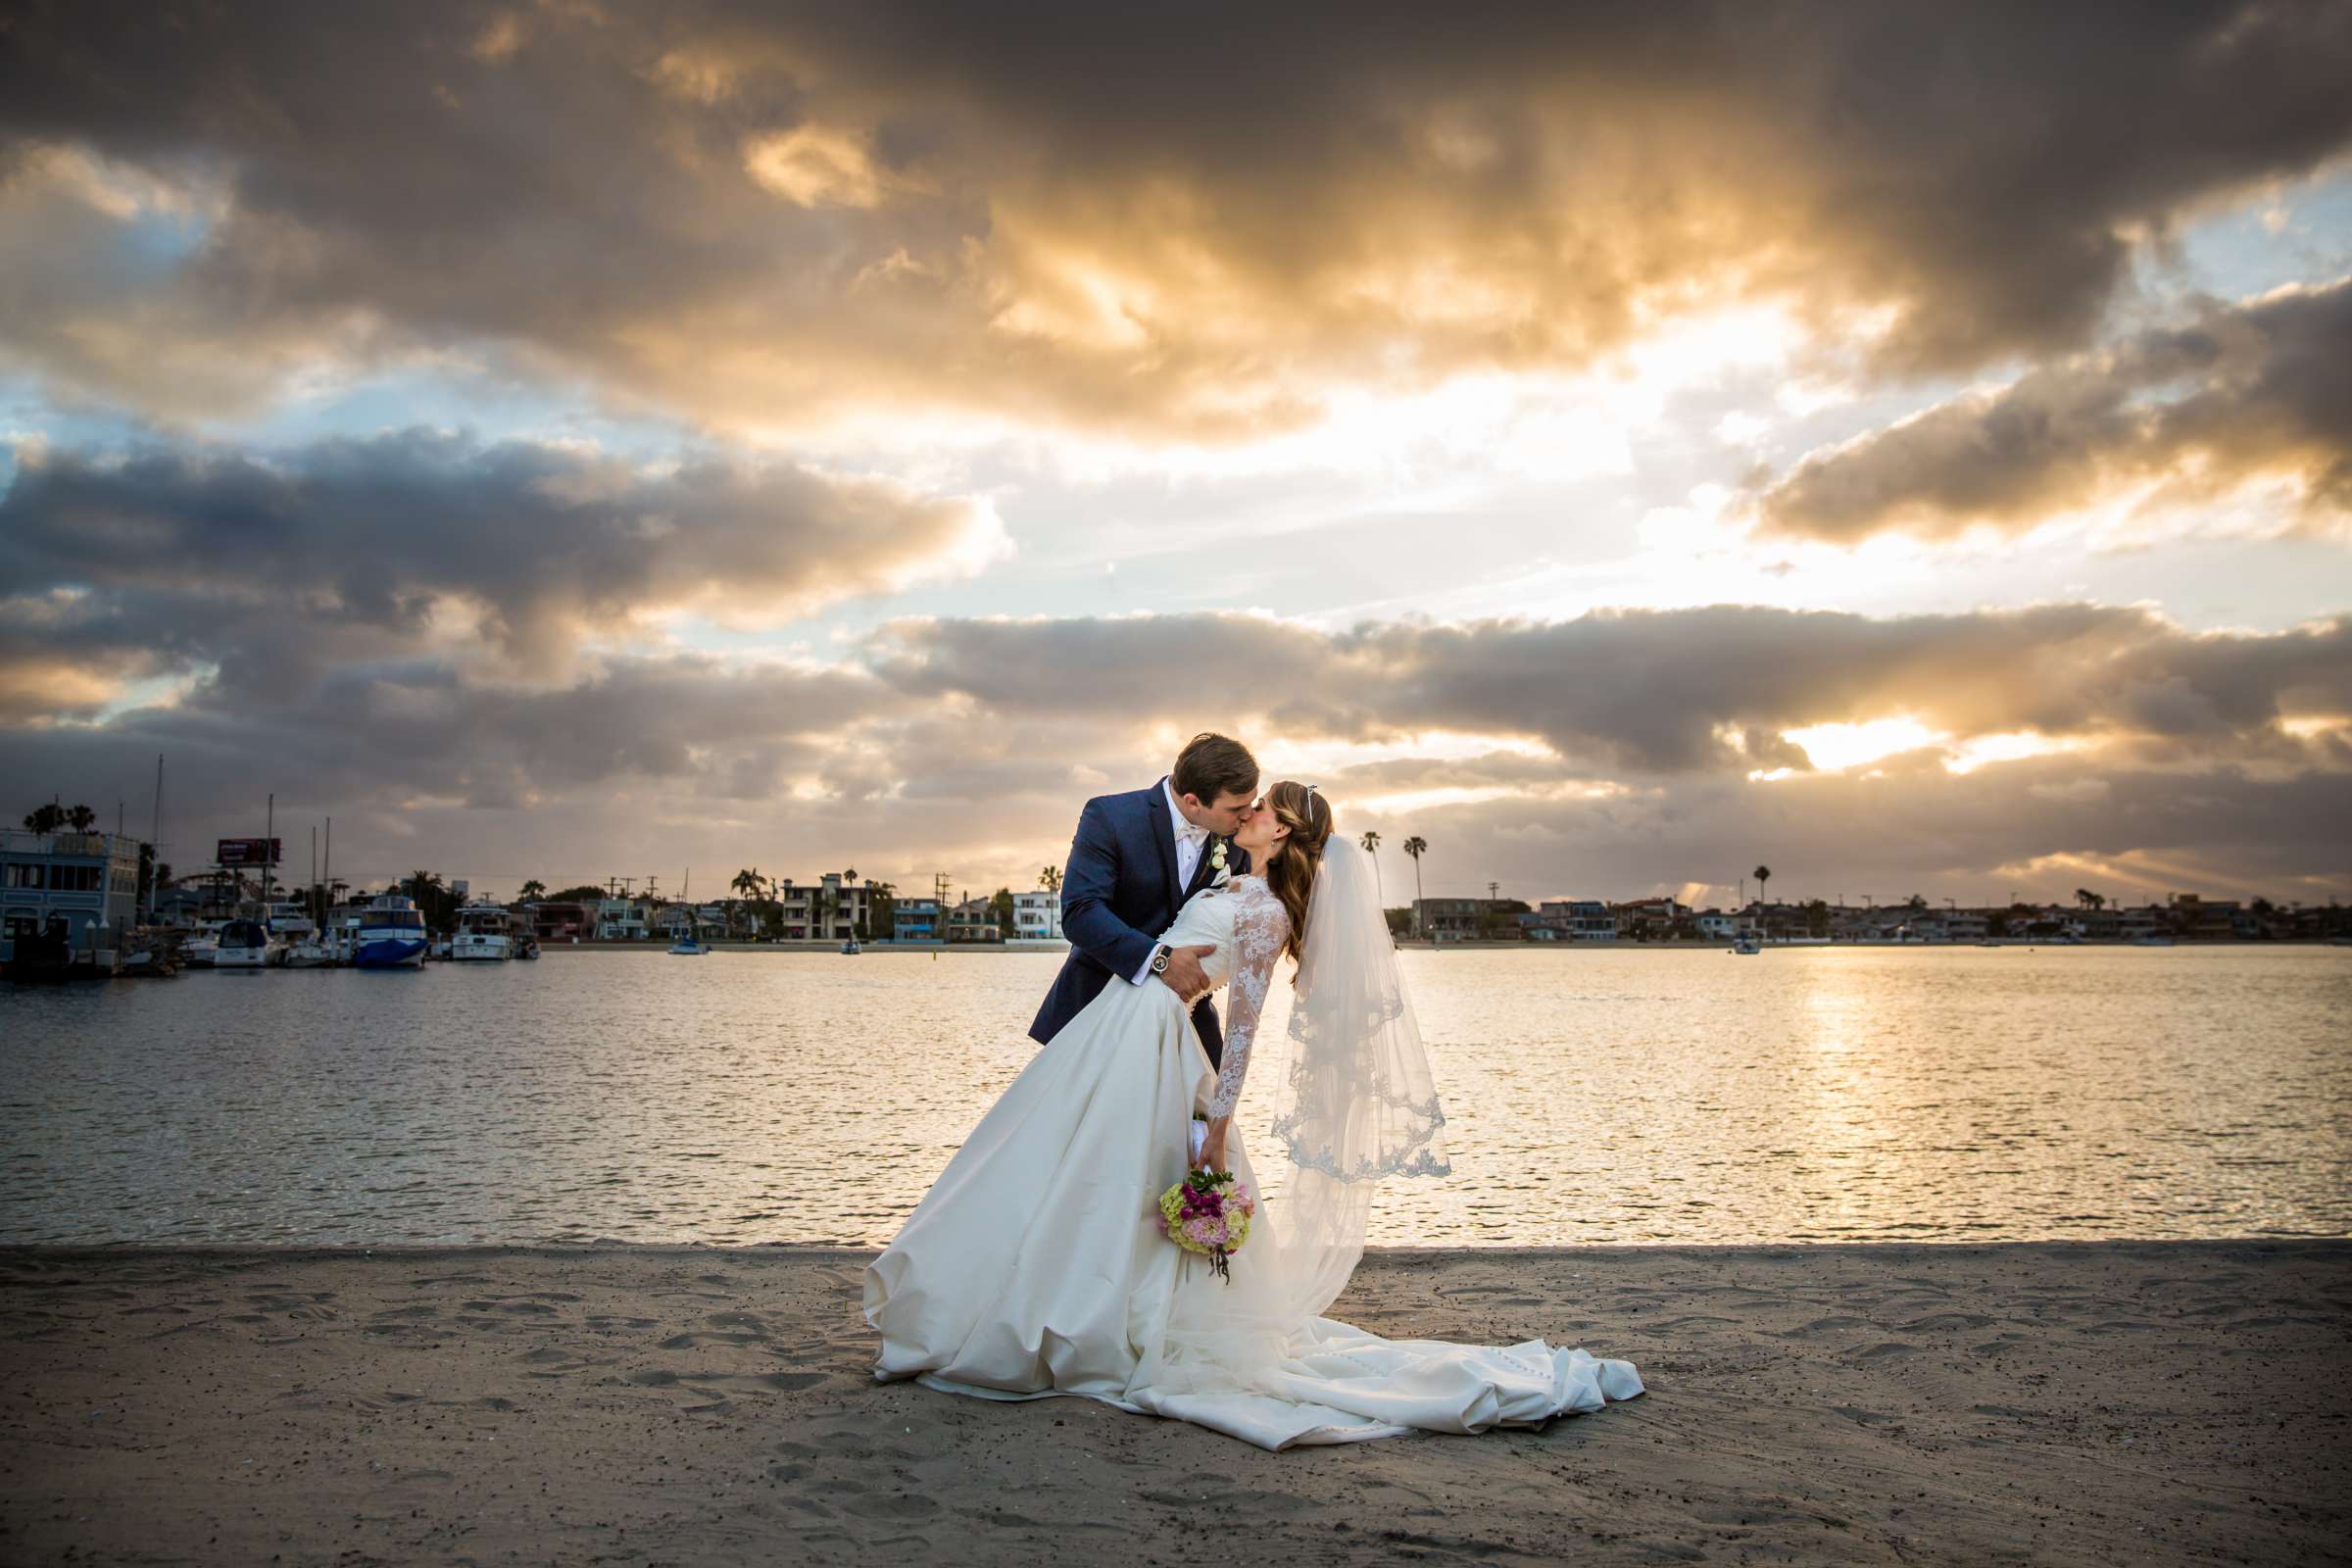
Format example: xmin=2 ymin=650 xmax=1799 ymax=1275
xmin=1131 ymin=776 xmax=1211 ymax=985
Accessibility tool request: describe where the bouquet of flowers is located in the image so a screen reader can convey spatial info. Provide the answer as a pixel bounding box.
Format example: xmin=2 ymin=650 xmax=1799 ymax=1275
xmin=1158 ymin=1122 xmax=1255 ymax=1283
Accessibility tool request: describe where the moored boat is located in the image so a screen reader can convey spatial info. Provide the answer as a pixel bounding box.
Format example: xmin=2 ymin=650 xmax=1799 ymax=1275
xmin=451 ymin=905 xmax=514 ymax=961
xmin=282 ymin=937 xmax=340 ymax=968
xmin=354 ymin=895 xmax=428 ymax=969
xmin=214 ymin=917 xmax=276 ymax=969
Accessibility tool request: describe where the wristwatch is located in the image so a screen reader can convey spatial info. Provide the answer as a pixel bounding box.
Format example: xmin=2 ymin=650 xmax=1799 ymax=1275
xmin=1150 ymin=944 xmax=1171 ymax=975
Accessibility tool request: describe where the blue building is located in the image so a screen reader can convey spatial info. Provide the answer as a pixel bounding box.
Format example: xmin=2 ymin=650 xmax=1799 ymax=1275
xmin=1 ymin=829 xmax=144 ymax=964
xmin=892 ymin=897 xmax=942 ymax=944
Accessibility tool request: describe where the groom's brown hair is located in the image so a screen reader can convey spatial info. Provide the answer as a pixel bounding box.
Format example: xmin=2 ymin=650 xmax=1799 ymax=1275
xmin=1172 ymin=732 xmax=1258 ymax=804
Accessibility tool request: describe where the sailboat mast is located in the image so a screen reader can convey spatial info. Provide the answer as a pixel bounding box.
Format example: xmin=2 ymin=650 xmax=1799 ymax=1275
xmin=149 ymin=754 xmax=163 ymax=923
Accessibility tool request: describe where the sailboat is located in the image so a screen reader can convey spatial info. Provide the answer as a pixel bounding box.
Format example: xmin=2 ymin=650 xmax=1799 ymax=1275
xmin=668 ymin=867 xmax=710 ymax=954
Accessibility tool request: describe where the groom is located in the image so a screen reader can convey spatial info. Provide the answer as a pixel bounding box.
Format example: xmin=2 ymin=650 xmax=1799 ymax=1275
xmin=1030 ymin=732 xmax=1259 ymax=1068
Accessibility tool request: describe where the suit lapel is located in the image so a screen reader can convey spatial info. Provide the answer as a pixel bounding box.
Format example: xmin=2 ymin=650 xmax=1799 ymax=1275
xmin=1145 ymin=780 xmax=1185 ymax=912
xmin=1184 ymin=836 xmax=1224 ymax=899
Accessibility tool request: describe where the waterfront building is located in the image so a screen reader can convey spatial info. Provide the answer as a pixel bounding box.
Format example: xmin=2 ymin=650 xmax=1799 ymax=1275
xmin=2169 ymin=894 xmax=2253 ymax=942
xmin=775 ymin=873 xmax=879 ymax=942
xmin=1535 ymin=899 xmax=1618 ymax=941
xmin=1409 ymin=896 xmax=1529 ymax=940
xmin=1696 ymin=909 xmax=1764 ymax=941
xmin=594 ymin=897 xmax=652 ymax=941
xmin=1607 ymin=897 xmax=1689 ymax=940
xmin=1011 ymin=889 xmax=1063 ymax=941
xmin=892 ymin=897 xmax=942 ymax=943
xmin=947 ymin=896 xmax=1004 ymax=944
xmin=0 ymin=828 xmax=143 ymax=965
xmin=530 ymin=901 xmax=592 ymax=942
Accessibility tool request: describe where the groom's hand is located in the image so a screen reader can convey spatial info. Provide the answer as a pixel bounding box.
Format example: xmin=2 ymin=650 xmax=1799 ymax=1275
xmin=1156 ymin=943 xmax=1216 ymax=1002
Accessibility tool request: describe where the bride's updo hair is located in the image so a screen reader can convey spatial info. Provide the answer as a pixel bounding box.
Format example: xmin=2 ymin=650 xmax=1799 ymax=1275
xmin=1258 ymin=780 xmax=1334 ymax=964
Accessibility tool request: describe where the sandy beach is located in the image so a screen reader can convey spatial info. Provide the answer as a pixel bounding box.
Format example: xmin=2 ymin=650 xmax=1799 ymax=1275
xmin=2 ymin=1241 xmax=2343 ymax=1565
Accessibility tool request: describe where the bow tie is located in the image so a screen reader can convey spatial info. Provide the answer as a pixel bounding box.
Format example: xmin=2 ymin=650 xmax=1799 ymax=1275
xmin=1176 ymin=821 xmax=1208 ymax=847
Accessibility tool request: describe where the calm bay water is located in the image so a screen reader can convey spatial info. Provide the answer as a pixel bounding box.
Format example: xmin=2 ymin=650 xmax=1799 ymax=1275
xmin=3 ymin=947 xmax=2346 ymax=1248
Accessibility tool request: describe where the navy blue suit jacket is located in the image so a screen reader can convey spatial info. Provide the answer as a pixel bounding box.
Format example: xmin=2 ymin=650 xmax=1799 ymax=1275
xmin=1029 ymin=779 xmax=1245 ymax=1066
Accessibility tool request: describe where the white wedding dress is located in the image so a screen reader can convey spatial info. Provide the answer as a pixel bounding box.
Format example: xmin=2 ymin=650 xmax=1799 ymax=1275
xmin=863 ymin=872 xmax=1642 ymax=1448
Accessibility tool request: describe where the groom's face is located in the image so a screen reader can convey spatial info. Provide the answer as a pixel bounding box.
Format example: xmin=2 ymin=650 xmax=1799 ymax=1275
xmin=1184 ymin=788 xmax=1256 ymax=837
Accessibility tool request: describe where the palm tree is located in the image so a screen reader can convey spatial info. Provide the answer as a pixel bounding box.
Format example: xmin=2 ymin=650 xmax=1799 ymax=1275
xmin=1039 ymin=864 xmax=1062 ymax=894
xmin=1753 ymin=864 xmax=1771 ymax=906
xmin=517 ymin=879 xmax=546 ymax=902
xmin=1401 ymin=836 xmax=1428 ymax=937
xmin=727 ymin=868 xmax=763 ymax=936
xmin=1359 ymin=831 xmax=1383 ymax=902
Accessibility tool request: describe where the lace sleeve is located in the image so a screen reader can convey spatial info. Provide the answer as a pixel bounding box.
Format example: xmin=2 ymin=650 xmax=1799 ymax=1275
xmin=1207 ymin=885 xmax=1290 ymax=1120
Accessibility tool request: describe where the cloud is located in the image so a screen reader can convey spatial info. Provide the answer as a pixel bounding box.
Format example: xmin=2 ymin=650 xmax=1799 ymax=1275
xmin=2 ymin=2 xmax=2348 ymax=437
xmin=870 ymin=606 xmax=2352 ymax=774
xmin=6 ymin=601 xmax=2347 ymax=900
xmin=0 ymin=426 xmax=1004 ymax=692
xmin=1754 ymin=277 xmax=2352 ymax=544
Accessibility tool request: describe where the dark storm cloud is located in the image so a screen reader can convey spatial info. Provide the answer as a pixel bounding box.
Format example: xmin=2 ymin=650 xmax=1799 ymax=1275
xmin=8 ymin=603 xmax=2349 ymax=898
xmin=2 ymin=1 xmax=2347 ymax=434
xmin=870 ymin=607 xmax=2352 ymax=773
xmin=0 ymin=648 xmax=893 ymax=822
xmin=0 ymin=426 xmax=999 ymax=688
xmin=1756 ymin=277 xmax=2352 ymax=544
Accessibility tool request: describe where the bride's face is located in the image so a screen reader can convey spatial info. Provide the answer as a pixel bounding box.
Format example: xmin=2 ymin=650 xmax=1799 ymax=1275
xmin=1233 ymin=800 xmax=1286 ymax=860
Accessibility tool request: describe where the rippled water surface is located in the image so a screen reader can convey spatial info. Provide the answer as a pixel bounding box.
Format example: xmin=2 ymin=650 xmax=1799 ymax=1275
xmin=4 ymin=947 xmax=2347 ymax=1246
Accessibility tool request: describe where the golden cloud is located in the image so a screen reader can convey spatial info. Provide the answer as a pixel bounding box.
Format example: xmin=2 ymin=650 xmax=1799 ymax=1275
xmin=0 ymin=3 xmax=2346 ymax=439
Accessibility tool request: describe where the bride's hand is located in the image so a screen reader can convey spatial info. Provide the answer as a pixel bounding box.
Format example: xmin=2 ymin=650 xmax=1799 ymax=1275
xmin=1196 ymin=1117 xmax=1231 ymax=1172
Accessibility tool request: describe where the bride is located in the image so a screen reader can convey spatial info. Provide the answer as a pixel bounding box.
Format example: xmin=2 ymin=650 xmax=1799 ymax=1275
xmin=863 ymin=780 xmax=1643 ymax=1448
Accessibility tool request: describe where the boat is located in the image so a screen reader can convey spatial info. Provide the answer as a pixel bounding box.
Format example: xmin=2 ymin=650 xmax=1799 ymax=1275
xmin=282 ymin=936 xmax=340 ymax=968
xmin=214 ymin=917 xmax=277 ymax=969
xmin=119 ymin=929 xmax=180 ymax=977
xmin=1731 ymin=934 xmax=1762 ymax=955
xmin=513 ymin=930 xmax=541 ymax=960
xmin=668 ymin=929 xmax=710 ymax=956
xmin=841 ymin=939 xmax=860 ymax=955
xmin=179 ymin=921 xmax=222 ymax=968
xmin=451 ymin=905 xmax=514 ymax=961
xmin=266 ymin=901 xmax=318 ymax=944
xmin=354 ymin=894 xmax=428 ymax=969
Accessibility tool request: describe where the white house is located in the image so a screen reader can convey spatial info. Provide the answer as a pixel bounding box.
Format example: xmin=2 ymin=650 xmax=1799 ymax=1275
xmin=1012 ymin=889 xmax=1064 ymax=941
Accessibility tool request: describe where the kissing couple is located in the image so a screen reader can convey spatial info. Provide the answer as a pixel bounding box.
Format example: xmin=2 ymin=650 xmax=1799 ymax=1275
xmin=864 ymin=732 xmax=1642 ymax=1448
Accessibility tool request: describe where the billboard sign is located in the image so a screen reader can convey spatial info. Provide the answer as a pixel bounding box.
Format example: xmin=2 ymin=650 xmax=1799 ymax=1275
xmin=216 ymin=837 xmax=282 ymax=866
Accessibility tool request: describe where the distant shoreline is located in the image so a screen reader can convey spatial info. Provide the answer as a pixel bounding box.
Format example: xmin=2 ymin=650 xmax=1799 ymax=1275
xmin=530 ymin=937 xmax=2347 ymax=954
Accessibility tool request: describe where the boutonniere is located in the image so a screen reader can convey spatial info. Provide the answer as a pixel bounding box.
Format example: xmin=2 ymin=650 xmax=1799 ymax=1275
xmin=1208 ymin=838 xmax=1230 ymax=887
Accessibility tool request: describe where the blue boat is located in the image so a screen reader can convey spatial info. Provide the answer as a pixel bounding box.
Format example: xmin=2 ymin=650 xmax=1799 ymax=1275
xmin=355 ymin=894 xmax=428 ymax=969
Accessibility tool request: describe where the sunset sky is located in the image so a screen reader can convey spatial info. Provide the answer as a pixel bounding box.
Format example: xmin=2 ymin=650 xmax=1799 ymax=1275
xmin=3 ymin=1 xmax=2349 ymax=909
